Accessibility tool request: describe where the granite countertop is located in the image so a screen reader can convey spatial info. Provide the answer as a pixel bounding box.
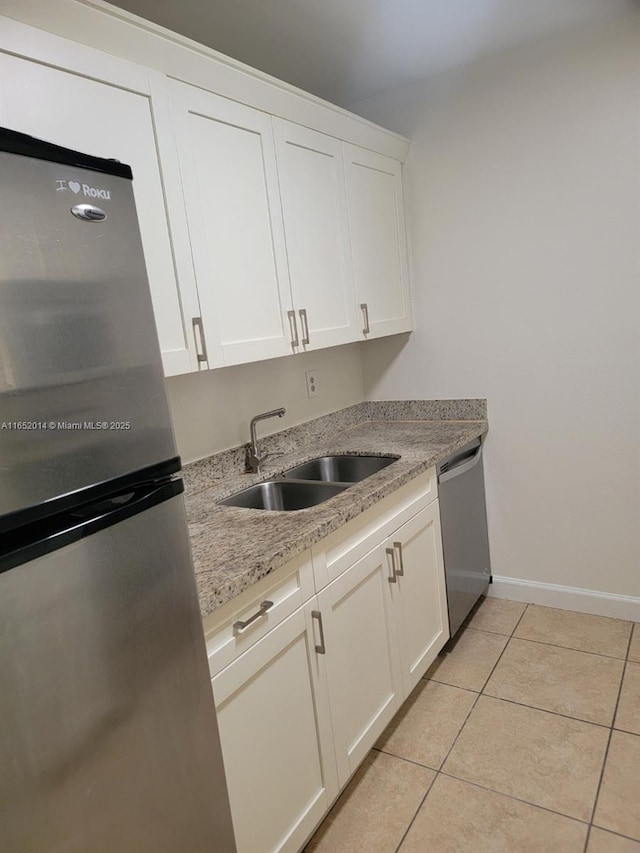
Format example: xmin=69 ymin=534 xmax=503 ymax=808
xmin=183 ymin=401 xmax=488 ymax=619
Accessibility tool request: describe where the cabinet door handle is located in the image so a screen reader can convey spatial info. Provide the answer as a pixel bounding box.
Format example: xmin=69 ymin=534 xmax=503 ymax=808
xmin=192 ymin=316 xmax=209 ymax=364
xmin=299 ymin=308 xmax=310 ymax=345
xmin=311 ymin=610 xmax=326 ymax=654
xmin=393 ymin=541 xmax=405 ymax=576
xmin=233 ymin=600 xmax=273 ymax=634
xmin=360 ymin=303 xmax=370 ymax=335
xmin=287 ymin=310 xmax=299 ymax=347
xmin=386 ymin=547 xmax=398 ymax=583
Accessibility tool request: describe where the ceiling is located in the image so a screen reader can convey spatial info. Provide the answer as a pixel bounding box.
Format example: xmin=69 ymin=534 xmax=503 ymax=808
xmin=107 ymin=0 xmax=635 ymax=106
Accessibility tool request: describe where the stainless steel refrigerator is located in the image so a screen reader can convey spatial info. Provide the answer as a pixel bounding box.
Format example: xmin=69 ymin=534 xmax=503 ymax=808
xmin=0 ymin=128 xmax=237 ymax=852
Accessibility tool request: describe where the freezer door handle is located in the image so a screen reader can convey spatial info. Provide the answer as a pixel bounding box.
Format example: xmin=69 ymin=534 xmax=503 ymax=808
xmin=0 ymin=479 xmax=183 ymax=575
xmin=439 ymin=443 xmax=483 ymax=484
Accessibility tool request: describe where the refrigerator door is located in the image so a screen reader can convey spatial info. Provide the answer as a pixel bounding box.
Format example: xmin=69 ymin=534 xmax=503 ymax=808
xmin=0 ymin=489 xmax=236 ymax=853
xmin=0 ymin=141 xmax=177 ymax=523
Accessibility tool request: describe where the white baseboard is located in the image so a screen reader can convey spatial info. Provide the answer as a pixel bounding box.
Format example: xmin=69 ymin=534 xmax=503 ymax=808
xmin=488 ymin=575 xmax=640 ymax=622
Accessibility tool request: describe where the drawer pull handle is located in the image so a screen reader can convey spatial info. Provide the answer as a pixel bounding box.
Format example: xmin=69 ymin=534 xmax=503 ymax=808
xmin=299 ymin=308 xmax=310 ymax=345
xmin=287 ymin=310 xmax=299 ymax=348
xmin=311 ymin=610 xmax=326 ymax=654
xmin=360 ymin=303 xmax=370 ymax=335
xmin=393 ymin=541 xmax=405 ymax=576
xmin=386 ymin=547 xmax=398 ymax=583
xmin=233 ymin=600 xmax=274 ymax=634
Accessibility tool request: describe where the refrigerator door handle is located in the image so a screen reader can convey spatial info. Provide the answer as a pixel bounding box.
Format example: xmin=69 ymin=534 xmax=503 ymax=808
xmin=0 ymin=479 xmax=184 ymax=575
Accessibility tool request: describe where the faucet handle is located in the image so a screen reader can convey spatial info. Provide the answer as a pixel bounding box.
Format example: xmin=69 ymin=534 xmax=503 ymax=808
xmin=246 ymin=447 xmax=268 ymax=474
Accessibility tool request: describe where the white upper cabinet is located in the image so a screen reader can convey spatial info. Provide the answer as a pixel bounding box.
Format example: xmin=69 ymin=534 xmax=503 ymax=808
xmin=0 ymin=12 xmax=414 ymax=375
xmin=0 ymin=39 xmax=201 ymax=376
xmin=273 ymin=120 xmax=358 ymax=350
xmin=170 ymin=82 xmax=294 ymax=366
xmin=344 ymin=145 xmax=412 ymax=339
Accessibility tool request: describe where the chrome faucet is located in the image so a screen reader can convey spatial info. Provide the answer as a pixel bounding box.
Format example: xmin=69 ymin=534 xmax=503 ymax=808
xmin=246 ymin=408 xmax=286 ymax=474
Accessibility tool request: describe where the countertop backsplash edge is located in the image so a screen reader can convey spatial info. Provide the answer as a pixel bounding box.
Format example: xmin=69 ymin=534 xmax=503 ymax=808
xmin=182 ymin=398 xmax=486 ymax=496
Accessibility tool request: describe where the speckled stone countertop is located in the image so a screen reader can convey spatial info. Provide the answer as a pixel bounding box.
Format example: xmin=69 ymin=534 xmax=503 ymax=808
xmin=183 ymin=401 xmax=488 ymax=619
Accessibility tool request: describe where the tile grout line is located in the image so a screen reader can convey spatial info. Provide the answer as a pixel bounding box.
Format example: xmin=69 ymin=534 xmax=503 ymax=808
xmin=392 ymin=603 xmax=532 ymax=852
xmin=477 ymin=690 xmax=614 ymax=730
xmin=391 ymin=652 xmax=488 ymax=850
xmin=375 ymin=737 xmax=627 ymax=838
xmin=392 ymin=766 xmax=440 ymax=853
xmin=503 ymin=633 xmax=631 ymax=662
xmin=588 ymin=827 xmax=640 ymax=846
xmin=401 ymin=605 xmax=637 ymax=852
xmin=437 ymin=769 xmax=591 ymax=827
xmin=371 ymin=745 xmax=438 ymax=773
xmin=466 ymin=620 xmax=632 ymax=662
xmin=457 ymin=603 xmax=627 ymax=838
xmin=582 ymin=625 xmax=635 ymax=853
xmin=441 ymin=605 xmax=627 ymax=728
xmin=478 ymin=602 xmax=531 ymax=694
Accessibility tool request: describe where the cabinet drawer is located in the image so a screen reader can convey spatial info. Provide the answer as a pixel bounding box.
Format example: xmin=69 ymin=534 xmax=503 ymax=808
xmin=312 ymin=468 xmax=437 ymax=589
xmin=203 ymin=550 xmax=314 ymax=677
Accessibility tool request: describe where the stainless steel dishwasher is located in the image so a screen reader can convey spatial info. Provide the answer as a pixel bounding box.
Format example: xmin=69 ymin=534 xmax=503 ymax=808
xmin=437 ymin=438 xmax=492 ymax=637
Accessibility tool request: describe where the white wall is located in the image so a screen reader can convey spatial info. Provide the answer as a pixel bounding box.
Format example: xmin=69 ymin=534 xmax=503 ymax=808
xmin=354 ymin=13 xmax=640 ymax=599
xmin=166 ymin=343 xmax=365 ymax=462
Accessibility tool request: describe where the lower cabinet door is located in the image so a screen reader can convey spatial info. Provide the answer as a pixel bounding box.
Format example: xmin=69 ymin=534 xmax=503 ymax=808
xmin=392 ymin=501 xmax=450 ymax=698
xmin=212 ymin=602 xmax=338 ymax=853
xmin=318 ymin=546 xmax=402 ymax=787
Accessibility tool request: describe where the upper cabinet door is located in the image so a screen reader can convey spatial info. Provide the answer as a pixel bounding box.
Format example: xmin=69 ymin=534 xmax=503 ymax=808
xmin=344 ymin=145 xmax=412 ymax=339
xmin=273 ymin=120 xmax=357 ymax=351
xmin=0 ymin=47 xmax=201 ymax=377
xmin=170 ymin=83 xmax=295 ymax=366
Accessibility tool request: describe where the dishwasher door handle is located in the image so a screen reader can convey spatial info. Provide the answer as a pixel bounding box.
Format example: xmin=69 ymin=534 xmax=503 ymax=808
xmin=439 ymin=443 xmax=484 ymax=484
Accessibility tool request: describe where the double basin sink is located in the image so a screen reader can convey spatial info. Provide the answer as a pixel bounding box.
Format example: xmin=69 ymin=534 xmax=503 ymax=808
xmin=219 ymin=455 xmax=398 ymax=511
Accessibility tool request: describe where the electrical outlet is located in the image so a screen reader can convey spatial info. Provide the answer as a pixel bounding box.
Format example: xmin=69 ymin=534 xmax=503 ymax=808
xmin=305 ymin=369 xmax=318 ymax=398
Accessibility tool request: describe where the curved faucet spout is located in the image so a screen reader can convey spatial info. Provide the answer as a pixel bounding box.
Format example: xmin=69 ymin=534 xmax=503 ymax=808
xmin=247 ymin=408 xmax=286 ymax=474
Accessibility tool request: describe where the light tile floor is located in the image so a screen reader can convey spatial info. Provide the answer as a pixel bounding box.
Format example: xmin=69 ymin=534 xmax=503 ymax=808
xmin=306 ymin=599 xmax=640 ymax=853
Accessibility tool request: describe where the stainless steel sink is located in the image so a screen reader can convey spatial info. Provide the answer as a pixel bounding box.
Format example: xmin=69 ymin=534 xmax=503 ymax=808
xmin=219 ymin=479 xmax=348 ymax=511
xmin=281 ymin=454 xmax=398 ymax=483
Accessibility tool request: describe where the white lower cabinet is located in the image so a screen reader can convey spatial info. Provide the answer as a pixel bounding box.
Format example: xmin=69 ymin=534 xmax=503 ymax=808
xmin=209 ymin=471 xmax=449 ymax=851
xmin=388 ymin=501 xmax=449 ymax=697
xmin=316 ymin=546 xmax=401 ymax=786
xmin=317 ymin=499 xmax=449 ymax=788
xmin=212 ymin=601 xmax=338 ymax=853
